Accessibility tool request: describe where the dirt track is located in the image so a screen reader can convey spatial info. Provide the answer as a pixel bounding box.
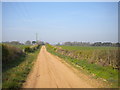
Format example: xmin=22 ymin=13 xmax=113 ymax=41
xmin=23 ymin=46 xmax=105 ymax=88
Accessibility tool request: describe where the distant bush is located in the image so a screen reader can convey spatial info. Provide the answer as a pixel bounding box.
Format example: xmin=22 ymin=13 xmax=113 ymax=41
xmin=24 ymin=44 xmax=40 ymax=53
xmin=24 ymin=47 xmax=33 ymax=53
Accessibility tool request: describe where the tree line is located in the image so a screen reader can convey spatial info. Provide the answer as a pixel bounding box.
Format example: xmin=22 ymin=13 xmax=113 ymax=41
xmin=56 ymin=42 xmax=120 ymax=47
xmin=2 ymin=41 xmax=120 ymax=47
xmin=2 ymin=40 xmax=45 ymax=45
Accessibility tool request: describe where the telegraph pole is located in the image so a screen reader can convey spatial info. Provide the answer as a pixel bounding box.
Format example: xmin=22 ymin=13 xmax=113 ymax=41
xmin=36 ymin=33 xmax=38 ymax=43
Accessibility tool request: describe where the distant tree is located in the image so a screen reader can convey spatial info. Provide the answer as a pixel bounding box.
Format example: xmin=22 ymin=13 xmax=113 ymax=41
xmin=2 ymin=41 xmax=23 ymax=45
xmin=56 ymin=43 xmax=60 ymax=46
xmin=63 ymin=41 xmax=90 ymax=46
xmin=92 ymin=42 xmax=102 ymax=46
xmin=25 ymin=40 xmax=31 ymax=45
xmin=115 ymin=42 xmax=120 ymax=47
xmin=64 ymin=42 xmax=72 ymax=46
xmin=32 ymin=41 xmax=36 ymax=45
xmin=2 ymin=41 xmax=10 ymax=44
xmin=45 ymin=42 xmax=49 ymax=45
xmin=10 ymin=41 xmax=21 ymax=45
xmin=102 ymin=42 xmax=112 ymax=46
xmin=37 ymin=41 xmax=45 ymax=45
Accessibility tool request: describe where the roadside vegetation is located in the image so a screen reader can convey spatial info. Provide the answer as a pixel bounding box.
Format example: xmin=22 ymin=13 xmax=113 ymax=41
xmin=13 ymin=44 xmax=31 ymax=49
xmin=0 ymin=44 xmax=2 ymax=58
xmin=46 ymin=44 xmax=119 ymax=88
xmin=59 ymin=46 xmax=119 ymax=69
xmin=2 ymin=44 xmax=41 ymax=88
xmin=0 ymin=44 xmax=2 ymax=89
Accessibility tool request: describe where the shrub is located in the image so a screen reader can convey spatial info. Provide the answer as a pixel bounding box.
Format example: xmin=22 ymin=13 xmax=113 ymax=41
xmin=2 ymin=44 xmax=25 ymax=64
xmin=24 ymin=47 xmax=33 ymax=53
xmin=24 ymin=45 xmax=40 ymax=53
xmin=2 ymin=44 xmax=9 ymax=63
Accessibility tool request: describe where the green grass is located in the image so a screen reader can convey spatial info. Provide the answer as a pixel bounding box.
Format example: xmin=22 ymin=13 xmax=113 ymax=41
xmin=2 ymin=46 xmax=41 ymax=88
xmin=46 ymin=44 xmax=119 ymax=88
xmin=60 ymin=46 xmax=117 ymax=51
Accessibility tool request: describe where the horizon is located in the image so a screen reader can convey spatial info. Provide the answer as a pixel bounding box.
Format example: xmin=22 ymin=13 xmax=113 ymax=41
xmin=1 ymin=40 xmax=119 ymax=45
xmin=2 ymin=2 xmax=118 ymax=44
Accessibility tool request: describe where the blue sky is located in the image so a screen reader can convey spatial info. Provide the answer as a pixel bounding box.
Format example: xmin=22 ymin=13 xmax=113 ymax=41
xmin=2 ymin=2 xmax=118 ymax=44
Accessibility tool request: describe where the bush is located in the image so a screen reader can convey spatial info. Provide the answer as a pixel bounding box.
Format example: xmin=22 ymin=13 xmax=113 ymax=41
xmin=2 ymin=44 xmax=9 ymax=63
xmin=2 ymin=46 xmax=41 ymax=88
xmin=2 ymin=44 xmax=25 ymax=64
xmin=24 ymin=47 xmax=33 ymax=53
xmin=24 ymin=45 xmax=41 ymax=53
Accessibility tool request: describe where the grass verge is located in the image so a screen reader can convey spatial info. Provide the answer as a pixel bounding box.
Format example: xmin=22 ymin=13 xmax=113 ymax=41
xmin=46 ymin=45 xmax=118 ymax=88
xmin=2 ymin=47 xmax=41 ymax=89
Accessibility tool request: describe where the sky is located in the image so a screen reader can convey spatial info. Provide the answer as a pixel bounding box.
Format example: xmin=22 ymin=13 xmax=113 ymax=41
xmin=2 ymin=2 xmax=118 ymax=44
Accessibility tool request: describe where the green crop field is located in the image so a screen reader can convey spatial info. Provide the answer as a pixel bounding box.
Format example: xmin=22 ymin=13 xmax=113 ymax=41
xmin=60 ymin=46 xmax=117 ymax=51
xmin=58 ymin=45 xmax=119 ymax=69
